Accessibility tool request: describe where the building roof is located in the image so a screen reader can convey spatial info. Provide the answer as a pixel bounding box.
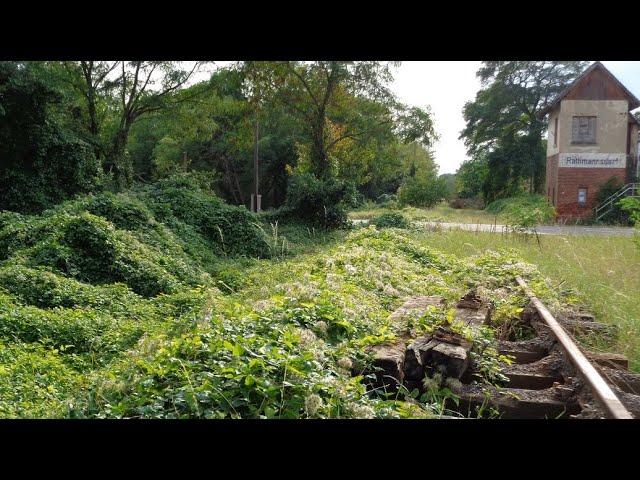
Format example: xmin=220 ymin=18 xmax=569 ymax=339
xmin=538 ymin=62 xmax=640 ymax=118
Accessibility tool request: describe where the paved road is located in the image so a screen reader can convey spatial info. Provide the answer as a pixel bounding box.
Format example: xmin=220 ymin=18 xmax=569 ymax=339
xmin=353 ymin=219 xmax=636 ymax=237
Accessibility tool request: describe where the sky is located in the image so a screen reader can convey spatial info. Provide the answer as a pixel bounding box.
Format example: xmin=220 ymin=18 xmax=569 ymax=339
xmin=192 ymin=61 xmax=640 ymax=175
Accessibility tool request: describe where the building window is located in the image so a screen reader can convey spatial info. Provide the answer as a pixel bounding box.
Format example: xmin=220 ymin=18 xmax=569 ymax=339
xmin=577 ymin=187 xmax=587 ymax=205
xmin=572 ymin=116 xmax=597 ymax=144
xmin=553 ymin=117 xmax=558 ymax=148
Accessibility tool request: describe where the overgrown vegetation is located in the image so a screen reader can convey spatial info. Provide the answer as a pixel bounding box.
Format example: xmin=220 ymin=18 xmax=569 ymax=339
xmin=619 ymin=197 xmax=640 ymax=250
xmin=0 ymin=186 xmax=562 ymax=417
xmin=0 ymin=176 xmax=269 ymax=299
xmin=0 ymin=62 xmax=102 ymax=213
xmin=1 ymin=59 xmax=634 ymax=420
xmin=486 ymin=194 xmax=555 ymax=229
xmin=369 ymin=212 xmax=410 ymax=229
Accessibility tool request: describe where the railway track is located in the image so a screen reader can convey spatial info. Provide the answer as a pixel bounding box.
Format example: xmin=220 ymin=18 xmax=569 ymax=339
xmin=359 ymin=278 xmax=640 ymax=419
xmin=514 ymin=277 xmax=632 ymax=419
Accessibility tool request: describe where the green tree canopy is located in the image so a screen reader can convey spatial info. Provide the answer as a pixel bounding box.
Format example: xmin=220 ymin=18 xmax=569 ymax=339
xmin=0 ymin=62 xmax=102 ymax=213
xmin=242 ymin=61 xmax=437 ymax=180
xmin=460 ymin=61 xmax=587 ymax=201
xmin=455 ymin=156 xmax=489 ymax=199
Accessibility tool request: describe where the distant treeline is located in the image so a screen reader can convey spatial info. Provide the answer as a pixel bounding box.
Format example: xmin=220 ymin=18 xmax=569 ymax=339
xmin=0 ymin=61 xmax=444 ymax=216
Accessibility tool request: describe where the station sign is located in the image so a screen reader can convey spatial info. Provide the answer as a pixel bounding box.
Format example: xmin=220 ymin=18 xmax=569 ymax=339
xmin=559 ymin=153 xmax=626 ymax=169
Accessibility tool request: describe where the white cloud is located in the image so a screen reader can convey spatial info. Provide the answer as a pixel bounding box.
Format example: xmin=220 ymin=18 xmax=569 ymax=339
xmin=391 ymin=61 xmax=482 ymax=174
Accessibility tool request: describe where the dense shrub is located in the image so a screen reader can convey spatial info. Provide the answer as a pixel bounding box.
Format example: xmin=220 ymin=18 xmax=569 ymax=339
xmin=0 ymin=175 xmax=271 ymax=297
xmin=486 ymin=194 xmax=555 ymax=228
xmin=397 ymin=174 xmax=447 ymax=208
xmin=20 ymin=212 xmax=192 ymax=297
xmin=448 ymin=197 xmax=484 ymax=210
xmin=0 ymin=263 xmax=135 ymax=310
xmin=595 ymin=177 xmax=631 ymax=225
xmin=83 ymin=193 xmax=153 ymax=231
xmin=137 ymin=175 xmax=270 ymax=258
xmin=619 ymin=197 xmax=640 ymax=224
xmin=281 ymin=173 xmax=352 ymax=228
xmin=369 ymin=212 xmax=410 ymax=229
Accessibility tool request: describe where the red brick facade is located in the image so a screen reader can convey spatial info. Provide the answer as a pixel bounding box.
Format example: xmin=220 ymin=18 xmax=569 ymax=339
xmin=547 ymin=163 xmax=626 ymax=219
xmin=545 ymin=154 xmax=559 ymax=206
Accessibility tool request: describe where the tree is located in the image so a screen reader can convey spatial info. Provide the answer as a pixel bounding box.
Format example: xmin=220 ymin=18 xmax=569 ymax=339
xmin=0 ymin=62 xmax=102 ymax=213
xmin=49 ymin=61 xmax=209 ymax=188
xmin=243 ymin=61 xmax=436 ymax=180
xmin=127 ymin=67 xmax=304 ymax=208
xmin=439 ymin=173 xmax=456 ymax=200
xmin=396 ymin=144 xmax=445 ymax=207
xmin=460 ymin=61 xmax=587 ymax=200
xmin=455 ymin=156 xmax=489 ymax=199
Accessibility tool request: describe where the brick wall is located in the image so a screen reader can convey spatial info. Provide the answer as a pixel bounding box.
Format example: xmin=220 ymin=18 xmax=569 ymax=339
xmin=545 ymin=154 xmax=559 ymax=205
xmin=555 ymin=167 xmax=626 ymax=219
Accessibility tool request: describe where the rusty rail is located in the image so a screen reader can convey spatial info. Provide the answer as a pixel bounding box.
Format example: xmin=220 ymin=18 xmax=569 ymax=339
xmin=515 ymin=276 xmax=633 ymax=419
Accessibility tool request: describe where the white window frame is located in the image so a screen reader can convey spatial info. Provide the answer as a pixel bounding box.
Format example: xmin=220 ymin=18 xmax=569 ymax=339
xmin=572 ymin=116 xmax=597 ymax=145
xmin=577 ymin=187 xmax=588 ymax=205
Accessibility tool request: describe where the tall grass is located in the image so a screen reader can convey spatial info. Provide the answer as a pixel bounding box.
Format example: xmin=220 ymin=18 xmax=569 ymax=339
xmin=410 ymin=229 xmax=640 ymax=371
xmin=349 ymin=202 xmax=505 ymax=224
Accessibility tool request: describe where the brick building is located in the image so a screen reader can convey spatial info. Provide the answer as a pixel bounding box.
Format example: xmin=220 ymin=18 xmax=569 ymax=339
xmin=538 ymin=62 xmax=640 ymax=220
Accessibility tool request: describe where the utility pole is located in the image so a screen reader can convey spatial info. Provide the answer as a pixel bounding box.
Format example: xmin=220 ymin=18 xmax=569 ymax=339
xmin=252 ymin=120 xmax=261 ymax=212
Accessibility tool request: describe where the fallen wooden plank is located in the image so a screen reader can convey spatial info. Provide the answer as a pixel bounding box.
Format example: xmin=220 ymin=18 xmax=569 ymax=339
xmin=585 ymin=351 xmax=628 ymax=370
xmin=368 ymin=342 xmax=406 ymax=393
xmin=599 ymin=366 xmax=640 ymax=394
xmin=448 ymin=384 xmax=581 ymax=419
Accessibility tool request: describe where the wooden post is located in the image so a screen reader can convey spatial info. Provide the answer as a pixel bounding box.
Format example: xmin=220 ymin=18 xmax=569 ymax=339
xmin=253 ymin=120 xmax=259 ymax=212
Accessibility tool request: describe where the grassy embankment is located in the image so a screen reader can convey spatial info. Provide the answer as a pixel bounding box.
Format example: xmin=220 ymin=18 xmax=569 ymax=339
xmin=349 ymin=203 xmax=503 ymax=224
xmin=350 ymin=195 xmax=557 ymax=226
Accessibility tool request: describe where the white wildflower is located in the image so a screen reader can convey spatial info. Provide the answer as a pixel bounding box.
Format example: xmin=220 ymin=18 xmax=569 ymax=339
xmin=347 ymin=402 xmax=376 ymax=419
xmin=304 ymin=394 xmax=323 ymax=416
xmin=297 ymin=328 xmax=317 ymax=345
xmin=344 ymin=263 xmax=358 ymax=275
xmin=314 ymin=321 xmax=328 ymax=336
xmin=383 ymin=284 xmax=400 ymax=297
xmin=337 ymin=357 xmax=353 ymax=371
xmin=252 ymin=300 xmax=271 ymax=312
